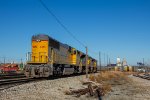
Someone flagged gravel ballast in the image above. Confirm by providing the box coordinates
[0,75,97,100]
[0,73,150,100]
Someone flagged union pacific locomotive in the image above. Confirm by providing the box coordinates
[24,34,97,78]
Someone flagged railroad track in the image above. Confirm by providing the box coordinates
[0,74,26,80]
[133,73,150,80]
[0,73,42,91]
[0,73,24,76]
[0,77,37,91]
[0,75,77,91]
[0,72,100,91]
[0,78,34,85]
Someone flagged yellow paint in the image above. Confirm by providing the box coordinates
[115,66,119,71]
[88,59,90,65]
[124,66,129,71]
[94,62,97,68]
[71,54,76,65]
[70,48,76,65]
[31,40,48,63]
[129,66,134,72]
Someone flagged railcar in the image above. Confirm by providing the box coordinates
[0,64,19,74]
[24,34,97,78]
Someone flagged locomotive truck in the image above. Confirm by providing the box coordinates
[24,34,97,78]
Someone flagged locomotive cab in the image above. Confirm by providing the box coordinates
[25,34,53,78]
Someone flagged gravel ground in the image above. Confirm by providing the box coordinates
[0,74,150,100]
[103,75,150,100]
[0,75,97,100]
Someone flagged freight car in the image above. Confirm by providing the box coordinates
[0,64,19,74]
[24,34,97,78]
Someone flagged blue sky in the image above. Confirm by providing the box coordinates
[0,0,150,65]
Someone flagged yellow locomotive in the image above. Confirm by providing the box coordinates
[24,34,97,78]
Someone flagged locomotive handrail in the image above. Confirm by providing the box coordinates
[26,52,50,63]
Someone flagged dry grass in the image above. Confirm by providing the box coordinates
[101,83,112,95]
[65,71,133,98]
[123,72,137,75]
[89,71,133,95]
[89,71,129,82]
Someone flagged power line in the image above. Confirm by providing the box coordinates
[38,0,115,67]
[39,0,85,47]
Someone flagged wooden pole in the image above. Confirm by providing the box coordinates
[86,47,88,78]
[106,55,108,67]
[99,52,101,71]
[4,57,5,64]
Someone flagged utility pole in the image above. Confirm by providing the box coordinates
[106,54,108,70]
[21,58,23,63]
[86,47,88,79]
[109,58,110,71]
[143,58,145,66]
[143,58,146,74]
[99,52,101,71]
[104,53,105,67]
[26,53,28,62]
[3,57,5,64]
[109,58,111,66]
[107,55,108,67]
